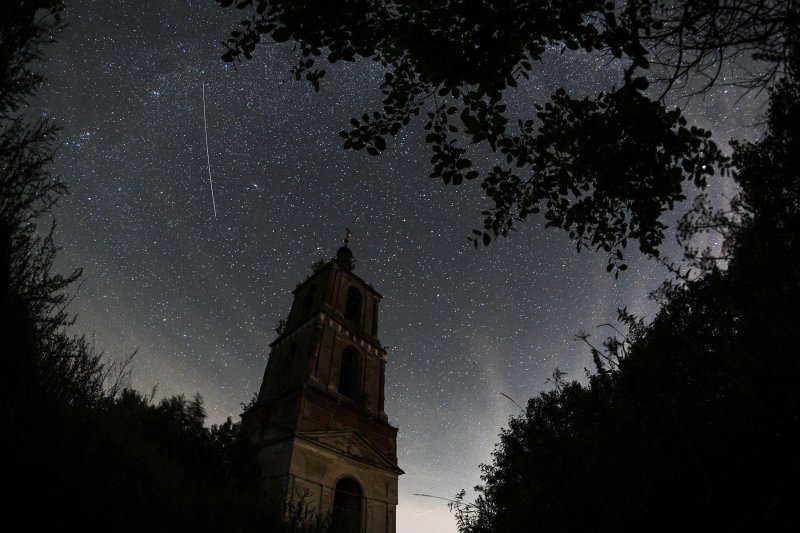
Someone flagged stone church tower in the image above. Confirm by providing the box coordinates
[243,242,402,533]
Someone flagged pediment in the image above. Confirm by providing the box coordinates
[297,430,403,474]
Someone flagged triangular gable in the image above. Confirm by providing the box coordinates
[297,430,404,475]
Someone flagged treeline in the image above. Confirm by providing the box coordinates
[0,4,327,532]
[214,1,800,530]
[7,1,800,531]
[453,60,800,532]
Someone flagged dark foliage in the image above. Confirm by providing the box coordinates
[218,0,796,270]
[451,68,800,532]
[1,4,325,531]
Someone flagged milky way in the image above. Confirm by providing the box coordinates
[36,1,763,531]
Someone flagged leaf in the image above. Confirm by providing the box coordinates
[630,76,649,91]
[634,55,650,69]
[272,27,290,42]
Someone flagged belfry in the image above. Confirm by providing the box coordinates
[243,238,402,533]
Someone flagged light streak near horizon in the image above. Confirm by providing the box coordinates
[201,81,218,218]
[413,507,447,519]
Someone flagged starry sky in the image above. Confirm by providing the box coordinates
[36,1,764,531]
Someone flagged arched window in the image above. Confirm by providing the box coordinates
[338,348,361,401]
[332,477,362,533]
[303,285,317,315]
[344,286,362,322]
[284,342,297,368]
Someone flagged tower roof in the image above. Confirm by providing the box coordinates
[336,245,355,271]
[290,250,381,299]
[337,228,355,271]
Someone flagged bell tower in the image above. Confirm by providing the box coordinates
[243,240,402,533]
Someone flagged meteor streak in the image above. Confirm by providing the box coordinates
[201,82,217,218]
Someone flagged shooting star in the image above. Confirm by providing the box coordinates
[413,507,446,519]
[201,82,217,218]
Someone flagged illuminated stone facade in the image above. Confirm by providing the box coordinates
[243,246,402,533]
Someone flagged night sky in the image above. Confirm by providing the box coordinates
[37,1,762,531]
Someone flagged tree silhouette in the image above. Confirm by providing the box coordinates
[450,58,800,532]
[218,0,795,269]
[1,4,331,531]
[1,3,133,526]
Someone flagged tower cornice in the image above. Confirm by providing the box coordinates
[291,259,383,299]
[270,309,386,357]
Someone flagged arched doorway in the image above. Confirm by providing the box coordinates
[332,477,362,533]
